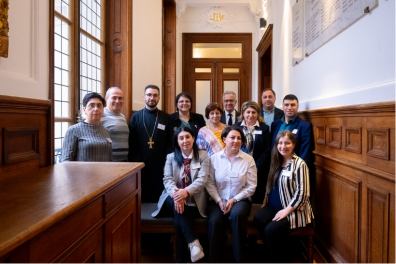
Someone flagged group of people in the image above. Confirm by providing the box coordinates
[61,85,314,263]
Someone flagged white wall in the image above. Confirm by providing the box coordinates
[267,0,395,110]
[132,0,163,110]
[176,5,260,101]
[0,0,49,100]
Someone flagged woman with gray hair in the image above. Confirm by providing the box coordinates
[61,92,112,162]
[235,100,271,203]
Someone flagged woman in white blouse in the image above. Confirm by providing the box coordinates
[152,127,209,263]
[205,125,257,263]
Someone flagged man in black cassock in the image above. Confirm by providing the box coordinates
[128,85,173,202]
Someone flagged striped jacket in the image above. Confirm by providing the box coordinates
[266,154,314,229]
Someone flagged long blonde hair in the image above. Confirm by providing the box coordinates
[266,130,296,194]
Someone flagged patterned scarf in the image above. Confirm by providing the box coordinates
[181,158,192,188]
[241,125,255,156]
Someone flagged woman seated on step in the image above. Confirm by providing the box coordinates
[253,130,314,263]
[151,127,209,263]
[205,125,257,263]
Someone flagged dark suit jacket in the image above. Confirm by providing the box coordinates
[236,121,271,203]
[220,110,241,125]
[271,115,314,165]
[260,106,284,122]
[169,112,206,136]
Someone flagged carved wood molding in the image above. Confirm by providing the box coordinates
[328,126,342,149]
[367,128,390,160]
[105,0,133,122]
[314,151,395,183]
[300,101,395,117]
[0,95,51,114]
[163,0,176,113]
[315,125,326,145]
[256,24,273,57]
[3,127,40,165]
[345,127,362,154]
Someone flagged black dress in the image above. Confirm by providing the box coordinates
[169,112,206,137]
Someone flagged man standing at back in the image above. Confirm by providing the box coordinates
[271,94,314,165]
[128,85,173,203]
[220,91,241,125]
[260,88,284,131]
[101,87,129,162]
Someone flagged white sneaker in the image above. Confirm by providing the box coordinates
[188,239,204,262]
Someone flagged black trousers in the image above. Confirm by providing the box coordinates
[160,196,201,262]
[253,204,293,262]
[206,199,251,263]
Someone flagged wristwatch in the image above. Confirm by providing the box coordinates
[233,198,238,204]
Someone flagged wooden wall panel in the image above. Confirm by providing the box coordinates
[256,24,273,103]
[59,229,103,263]
[389,195,395,263]
[315,166,361,263]
[0,95,51,181]
[366,186,389,263]
[163,0,176,114]
[328,125,342,149]
[106,0,133,121]
[300,101,395,263]
[104,196,138,263]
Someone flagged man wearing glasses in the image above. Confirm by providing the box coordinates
[220,91,241,125]
[128,85,173,203]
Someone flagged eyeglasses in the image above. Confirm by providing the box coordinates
[178,100,191,104]
[86,103,104,110]
[224,100,235,103]
[145,93,159,98]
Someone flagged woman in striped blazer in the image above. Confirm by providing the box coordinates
[253,130,314,262]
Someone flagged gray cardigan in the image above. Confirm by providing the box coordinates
[152,150,209,218]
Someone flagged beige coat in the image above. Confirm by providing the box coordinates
[152,150,209,217]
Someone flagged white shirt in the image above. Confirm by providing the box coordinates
[207,149,257,203]
[225,110,237,125]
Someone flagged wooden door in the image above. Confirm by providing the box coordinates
[183,33,252,114]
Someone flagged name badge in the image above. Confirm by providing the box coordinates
[106,138,112,143]
[282,170,292,178]
[191,164,201,170]
[292,129,298,134]
[253,130,262,135]
[158,124,166,130]
[174,127,177,131]
[230,172,239,178]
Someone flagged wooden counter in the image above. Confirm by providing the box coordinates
[0,162,143,263]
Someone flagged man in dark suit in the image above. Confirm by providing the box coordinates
[260,88,284,131]
[271,94,314,165]
[220,91,241,125]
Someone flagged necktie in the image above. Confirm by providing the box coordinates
[181,158,192,188]
[228,113,233,126]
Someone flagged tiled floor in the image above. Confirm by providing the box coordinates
[141,233,311,263]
